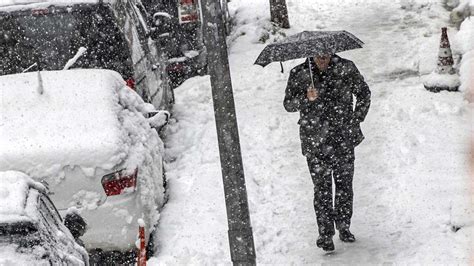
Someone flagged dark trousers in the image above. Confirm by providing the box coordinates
[306,148,354,237]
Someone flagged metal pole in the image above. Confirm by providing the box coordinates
[200,0,256,265]
[269,0,290,29]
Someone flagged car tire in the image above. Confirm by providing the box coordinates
[146,229,155,259]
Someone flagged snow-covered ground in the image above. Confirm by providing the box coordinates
[151,0,473,264]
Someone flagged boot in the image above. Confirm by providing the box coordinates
[339,228,355,242]
[316,236,335,252]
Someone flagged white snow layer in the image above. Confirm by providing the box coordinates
[450,0,474,24]
[453,10,474,95]
[423,71,461,88]
[151,0,473,264]
[0,68,166,250]
[0,70,125,178]
[0,69,165,198]
[0,246,49,266]
[0,171,45,223]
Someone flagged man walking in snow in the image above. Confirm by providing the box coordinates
[284,54,370,252]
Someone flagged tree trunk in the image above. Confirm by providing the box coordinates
[269,0,290,28]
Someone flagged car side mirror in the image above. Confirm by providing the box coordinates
[148,110,170,129]
[64,212,87,239]
[150,12,172,40]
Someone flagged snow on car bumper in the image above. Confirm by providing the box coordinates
[78,192,149,251]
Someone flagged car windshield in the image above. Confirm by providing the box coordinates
[0,221,37,236]
[0,6,133,78]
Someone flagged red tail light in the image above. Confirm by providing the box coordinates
[101,169,138,196]
[32,9,49,16]
[125,78,136,90]
[166,63,185,72]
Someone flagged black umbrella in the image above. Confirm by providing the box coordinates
[254,30,364,67]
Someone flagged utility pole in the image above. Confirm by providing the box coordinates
[269,0,290,29]
[200,0,256,265]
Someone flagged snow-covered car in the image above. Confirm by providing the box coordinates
[0,69,169,260]
[0,0,174,110]
[0,171,89,265]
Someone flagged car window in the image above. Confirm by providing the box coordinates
[40,195,77,240]
[134,2,150,35]
[0,7,134,78]
[38,198,59,230]
[0,221,37,236]
[40,196,63,224]
[126,1,149,43]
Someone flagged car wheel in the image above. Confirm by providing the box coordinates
[146,229,156,259]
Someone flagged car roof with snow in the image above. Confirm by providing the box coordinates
[0,171,45,224]
[0,69,140,177]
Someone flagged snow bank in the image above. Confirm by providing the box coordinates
[450,0,474,24]
[422,71,461,88]
[149,76,229,264]
[452,3,474,97]
[228,0,286,46]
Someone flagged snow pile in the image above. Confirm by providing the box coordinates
[452,9,474,96]
[449,0,474,24]
[116,82,165,174]
[0,171,45,223]
[116,83,166,227]
[0,246,49,266]
[228,1,286,46]
[148,76,229,264]
[422,71,461,88]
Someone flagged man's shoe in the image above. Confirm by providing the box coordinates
[339,229,355,242]
[316,236,335,252]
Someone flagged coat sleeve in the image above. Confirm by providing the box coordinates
[283,68,312,112]
[348,62,371,123]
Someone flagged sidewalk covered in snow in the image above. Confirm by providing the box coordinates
[150,0,473,264]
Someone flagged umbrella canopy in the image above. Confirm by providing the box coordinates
[254,30,364,67]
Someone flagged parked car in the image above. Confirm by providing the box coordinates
[0,171,89,265]
[0,69,169,263]
[0,0,174,109]
[142,0,207,88]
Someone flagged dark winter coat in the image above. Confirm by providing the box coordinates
[284,55,371,158]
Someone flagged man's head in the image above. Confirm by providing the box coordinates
[313,54,331,71]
